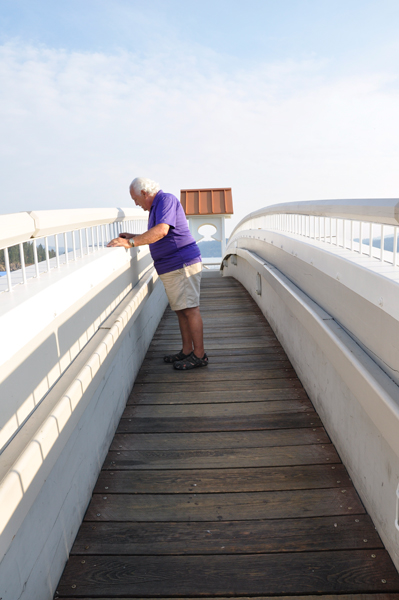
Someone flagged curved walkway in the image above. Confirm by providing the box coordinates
[56,273,399,599]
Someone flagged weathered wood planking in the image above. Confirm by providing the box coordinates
[57,551,399,596]
[116,412,322,433]
[135,367,297,383]
[102,443,339,470]
[84,487,364,521]
[110,428,330,450]
[123,398,314,417]
[72,514,382,555]
[128,387,309,404]
[131,378,303,393]
[94,464,351,493]
[59,595,399,600]
[56,275,399,599]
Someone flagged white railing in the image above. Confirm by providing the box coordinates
[0,208,148,292]
[230,198,399,267]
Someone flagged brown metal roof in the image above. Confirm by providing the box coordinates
[180,188,233,215]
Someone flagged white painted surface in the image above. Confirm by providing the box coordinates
[231,198,399,235]
[0,207,146,249]
[0,276,167,600]
[226,230,399,386]
[0,246,153,453]
[0,212,36,249]
[222,246,399,572]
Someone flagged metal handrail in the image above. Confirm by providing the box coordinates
[228,199,399,267]
[0,208,148,293]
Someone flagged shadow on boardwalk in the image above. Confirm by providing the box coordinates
[56,273,399,599]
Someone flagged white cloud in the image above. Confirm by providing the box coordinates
[1,40,399,231]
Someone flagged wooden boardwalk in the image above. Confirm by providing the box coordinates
[56,274,399,599]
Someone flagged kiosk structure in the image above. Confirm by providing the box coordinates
[180,188,233,259]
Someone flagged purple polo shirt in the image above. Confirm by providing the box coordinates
[148,190,201,275]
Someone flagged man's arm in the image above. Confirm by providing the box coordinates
[107,223,170,248]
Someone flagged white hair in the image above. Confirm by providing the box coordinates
[130,177,160,195]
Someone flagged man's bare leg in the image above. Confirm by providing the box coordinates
[176,306,204,358]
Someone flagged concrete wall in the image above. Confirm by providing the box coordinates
[222,244,399,573]
[0,248,168,600]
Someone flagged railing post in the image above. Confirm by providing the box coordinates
[4,247,12,291]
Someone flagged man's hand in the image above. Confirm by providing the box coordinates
[106,223,170,249]
[107,237,131,248]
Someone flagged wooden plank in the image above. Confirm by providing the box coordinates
[116,412,322,433]
[152,327,275,339]
[137,360,292,376]
[71,514,382,555]
[128,388,308,405]
[59,596,399,600]
[144,346,289,360]
[149,338,281,350]
[84,487,364,522]
[140,357,290,371]
[102,443,340,470]
[132,378,302,393]
[110,427,330,450]
[94,464,351,493]
[135,368,296,384]
[123,399,314,418]
[57,550,399,597]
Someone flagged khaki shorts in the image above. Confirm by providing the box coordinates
[159,262,202,311]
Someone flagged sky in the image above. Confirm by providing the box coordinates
[1,0,399,232]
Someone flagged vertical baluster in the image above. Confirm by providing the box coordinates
[86,228,90,254]
[329,218,332,244]
[96,226,100,251]
[79,229,84,258]
[19,243,27,284]
[380,225,384,261]
[343,220,346,249]
[101,225,104,248]
[350,221,354,251]
[55,235,60,268]
[4,247,12,291]
[359,222,363,255]
[33,239,40,277]
[64,232,69,264]
[369,223,372,258]
[45,237,51,271]
[91,227,95,252]
[393,226,398,266]
[72,231,77,261]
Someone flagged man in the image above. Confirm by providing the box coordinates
[107,177,208,370]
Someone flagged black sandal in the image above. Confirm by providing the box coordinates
[173,352,209,370]
[163,350,191,363]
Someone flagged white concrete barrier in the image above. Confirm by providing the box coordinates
[222,208,399,572]
[0,210,168,599]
